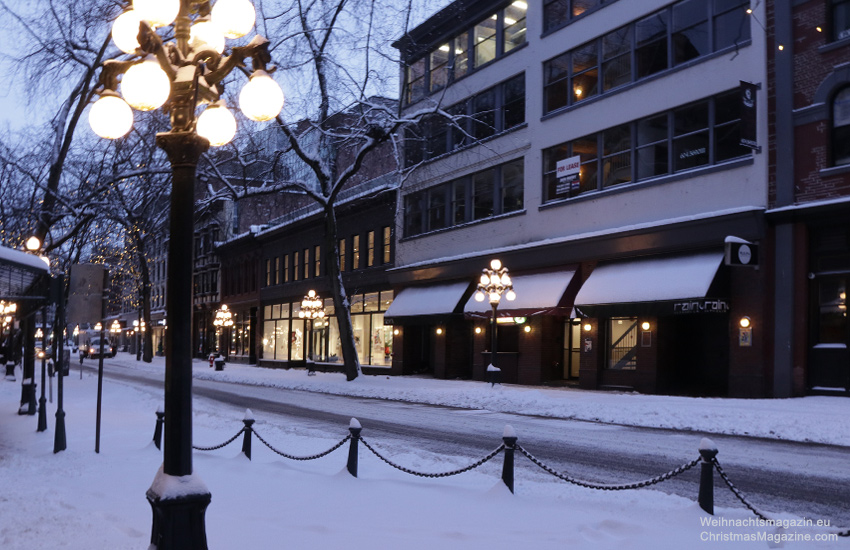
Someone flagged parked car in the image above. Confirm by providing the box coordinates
[82,337,116,359]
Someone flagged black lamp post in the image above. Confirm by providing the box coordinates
[474,259,516,372]
[298,290,325,367]
[89,1,283,547]
[36,318,48,432]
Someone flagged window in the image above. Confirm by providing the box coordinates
[367,231,376,267]
[339,238,346,272]
[402,4,525,105]
[404,159,524,237]
[353,235,360,269]
[284,255,289,283]
[542,90,750,202]
[834,0,850,41]
[543,0,602,32]
[404,74,525,167]
[406,58,426,104]
[303,248,310,279]
[315,245,321,277]
[543,0,751,114]
[274,257,280,285]
[608,317,638,369]
[383,227,392,264]
[294,251,300,281]
[264,259,271,287]
[474,16,498,67]
[834,87,850,166]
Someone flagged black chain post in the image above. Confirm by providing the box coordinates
[501,425,517,494]
[153,407,165,450]
[347,418,362,478]
[698,438,719,515]
[241,411,255,460]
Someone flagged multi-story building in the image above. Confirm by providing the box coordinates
[767,0,850,396]
[214,99,400,371]
[389,0,771,396]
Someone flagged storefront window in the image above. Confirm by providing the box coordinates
[818,279,847,344]
[291,319,305,360]
[351,315,368,361]
[370,313,393,366]
[263,320,275,358]
[608,317,638,369]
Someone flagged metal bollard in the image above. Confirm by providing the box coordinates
[347,418,362,478]
[153,406,165,450]
[242,409,255,460]
[501,425,517,494]
[698,438,718,515]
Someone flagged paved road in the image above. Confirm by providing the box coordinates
[86,359,850,528]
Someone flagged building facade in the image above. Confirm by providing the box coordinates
[767,0,850,396]
[390,0,772,396]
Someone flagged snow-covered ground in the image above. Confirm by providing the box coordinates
[1,354,847,549]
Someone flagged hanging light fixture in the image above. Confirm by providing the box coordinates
[190,18,225,54]
[239,70,284,121]
[89,92,134,139]
[212,0,256,38]
[121,56,171,111]
[132,0,179,28]
[112,10,143,54]
[196,103,236,146]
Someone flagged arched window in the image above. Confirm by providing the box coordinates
[834,87,850,166]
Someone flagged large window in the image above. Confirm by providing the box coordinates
[404,74,525,167]
[543,0,605,33]
[834,87,850,166]
[608,317,638,370]
[833,0,850,41]
[403,4,526,105]
[543,90,750,202]
[543,0,751,114]
[404,159,524,237]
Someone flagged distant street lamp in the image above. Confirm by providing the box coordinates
[213,304,233,354]
[298,290,325,367]
[474,259,516,374]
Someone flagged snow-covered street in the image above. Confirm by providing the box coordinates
[1,354,848,549]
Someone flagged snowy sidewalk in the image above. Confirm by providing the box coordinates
[2,357,847,550]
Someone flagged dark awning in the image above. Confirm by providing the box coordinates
[383,281,471,324]
[0,244,50,315]
[464,269,578,318]
[574,252,727,317]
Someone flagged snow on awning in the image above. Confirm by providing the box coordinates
[464,270,577,316]
[383,281,471,322]
[574,252,726,316]
[0,244,50,308]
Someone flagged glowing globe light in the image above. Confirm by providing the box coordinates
[121,57,171,111]
[132,0,179,28]
[190,19,225,54]
[25,237,41,251]
[239,70,284,121]
[89,93,134,139]
[212,0,256,39]
[196,104,236,146]
[112,10,143,54]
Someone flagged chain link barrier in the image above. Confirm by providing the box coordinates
[192,428,246,452]
[712,458,850,537]
[360,436,506,478]
[253,427,351,461]
[517,444,700,490]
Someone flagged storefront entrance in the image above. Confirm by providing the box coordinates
[657,315,729,396]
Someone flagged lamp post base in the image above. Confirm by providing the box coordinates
[19,381,36,415]
[146,488,211,550]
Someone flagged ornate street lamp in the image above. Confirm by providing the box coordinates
[89,1,283,546]
[298,290,325,367]
[474,259,516,373]
[213,304,233,354]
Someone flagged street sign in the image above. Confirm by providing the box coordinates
[725,238,758,267]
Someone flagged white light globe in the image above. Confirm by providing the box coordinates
[474,291,485,302]
[121,57,171,111]
[212,0,256,38]
[239,70,284,121]
[25,236,41,251]
[89,94,133,139]
[112,10,142,54]
[490,259,502,270]
[196,105,236,146]
[132,0,179,28]
[506,289,516,301]
[190,20,225,54]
